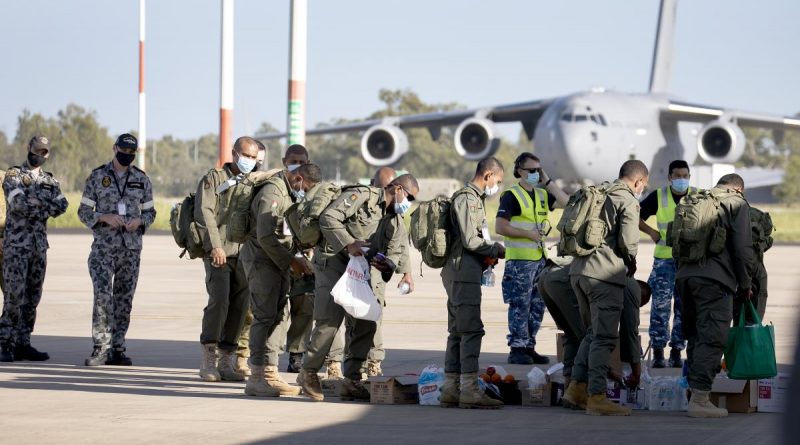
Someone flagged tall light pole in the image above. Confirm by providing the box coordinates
[219,0,234,166]
[138,0,146,170]
[286,0,307,149]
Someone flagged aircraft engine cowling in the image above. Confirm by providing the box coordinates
[360,124,409,166]
[697,119,746,164]
[454,117,501,160]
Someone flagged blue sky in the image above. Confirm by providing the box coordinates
[1,0,798,143]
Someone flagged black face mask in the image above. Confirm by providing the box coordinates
[27,152,47,168]
[116,151,136,167]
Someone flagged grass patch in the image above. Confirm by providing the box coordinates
[48,193,178,232]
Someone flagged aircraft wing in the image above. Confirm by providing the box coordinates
[661,100,800,130]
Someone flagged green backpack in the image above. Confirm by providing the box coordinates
[669,188,738,263]
[409,190,471,269]
[169,193,204,259]
[293,181,344,248]
[749,206,774,261]
[225,168,282,244]
[556,182,622,257]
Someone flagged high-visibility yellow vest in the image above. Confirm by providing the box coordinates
[654,185,695,259]
[503,184,549,261]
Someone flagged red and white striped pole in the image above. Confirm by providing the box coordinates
[286,0,307,148]
[218,0,234,166]
[137,0,146,170]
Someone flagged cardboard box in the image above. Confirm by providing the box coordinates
[321,378,343,397]
[368,376,419,405]
[758,373,791,413]
[522,382,564,407]
[710,377,758,414]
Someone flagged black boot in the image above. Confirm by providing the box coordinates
[526,348,551,365]
[0,344,14,362]
[287,352,303,373]
[85,347,110,367]
[14,344,50,361]
[668,348,683,368]
[652,347,666,368]
[107,349,133,366]
[508,347,534,365]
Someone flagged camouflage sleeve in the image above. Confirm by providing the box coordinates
[78,173,101,228]
[254,185,294,270]
[194,172,223,251]
[319,188,371,254]
[730,198,755,290]
[3,171,31,217]
[617,194,640,264]
[140,176,156,230]
[452,192,497,257]
[386,216,410,275]
[44,178,68,218]
[397,232,411,275]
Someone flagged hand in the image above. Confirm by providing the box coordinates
[527,230,542,242]
[210,247,227,268]
[346,240,366,257]
[398,273,414,293]
[625,363,642,389]
[649,231,661,244]
[539,168,551,185]
[737,287,753,301]
[125,217,143,233]
[607,369,624,386]
[626,260,637,277]
[99,214,126,229]
[496,244,506,259]
[290,257,312,276]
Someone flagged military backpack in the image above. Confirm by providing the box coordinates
[556,181,624,257]
[285,181,347,249]
[409,190,471,269]
[668,188,738,263]
[749,206,774,261]
[225,168,282,244]
[169,192,205,259]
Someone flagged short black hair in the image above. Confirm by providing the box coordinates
[233,136,259,153]
[255,140,266,151]
[284,144,308,158]
[668,160,690,176]
[717,173,745,190]
[618,160,649,180]
[513,152,540,178]
[390,174,419,201]
[476,156,504,176]
[296,163,322,184]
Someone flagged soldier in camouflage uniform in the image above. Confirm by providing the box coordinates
[78,134,156,366]
[0,169,6,296]
[0,136,68,362]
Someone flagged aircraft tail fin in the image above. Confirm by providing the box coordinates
[649,0,678,93]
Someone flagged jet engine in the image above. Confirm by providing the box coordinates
[696,119,745,164]
[454,117,501,160]
[360,124,408,166]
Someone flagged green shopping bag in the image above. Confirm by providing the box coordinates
[724,300,777,380]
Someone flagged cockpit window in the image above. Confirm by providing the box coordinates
[598,114,608,126]
[561,113,573,122]
[574,115,588,122]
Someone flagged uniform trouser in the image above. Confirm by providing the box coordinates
[237,309,253,359]
[678,277,732,392]
[304,255,375,379]
[0,245,47,347]
[200,257,249,351]
[538,275,586,378]
[501,259,547,348]
[619,278,642,365]
[89,246,141,351]
[570,276,624,395]
[242,258,290,367]
[647,258,684,350]
[443,278,485,374]
[733,263,768,323]
[368,278,386,361]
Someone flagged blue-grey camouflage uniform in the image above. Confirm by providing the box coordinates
[501,259,547,348]
[78,163,156,353]
[647,258,684,350]
[0,164,68,347]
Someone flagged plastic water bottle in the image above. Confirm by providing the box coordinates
[481,267,496,287]
[399,282,411,295]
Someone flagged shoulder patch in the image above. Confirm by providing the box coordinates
[350,194,358,201]
[102,176,112,188]
[469,205,476,212]
[6,168,18,178]
[271,201,278,208]
[22,175,32,186]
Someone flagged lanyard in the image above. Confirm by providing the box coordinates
[110,164,130,199]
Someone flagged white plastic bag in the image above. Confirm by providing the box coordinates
[647,376,689,411]
[331,256,381,321]
[527,367,547,387]
[418,365,446,406]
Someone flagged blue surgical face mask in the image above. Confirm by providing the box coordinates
[292,189,305,200]
[525,172,540,186]
[286,163,301,172]
[671,178,690,193]
[485,183,500,197]
[236,155,256,174]
[394,197,411,215]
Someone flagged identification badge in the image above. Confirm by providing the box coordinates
[118,202,127,216]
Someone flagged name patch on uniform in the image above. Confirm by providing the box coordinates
[102,176,112,187]
[537,211,547,216]
[41,183,54,191]
[128,182,144,189]
[22,176,32,186]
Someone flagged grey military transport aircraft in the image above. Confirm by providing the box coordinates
[258,0,799,185]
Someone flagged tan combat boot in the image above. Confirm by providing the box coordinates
[264,365,301,396]
[367,359,383,377]
[586,394,632,416]
[562,381,588,410]
[199,343,221,382]
[687,389,728,418]
[458,373,503,409]
[439,372,460,408]
[340,377,371,401]
[218,350,245,381]
[298,369,325,401]
[236,355,251,377]
[325,360,343,380]
[245,365,280,397]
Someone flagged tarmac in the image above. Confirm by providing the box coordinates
[0,233,796,444]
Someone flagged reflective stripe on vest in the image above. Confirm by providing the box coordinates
[654,185,695,259]
[504,184,548,261]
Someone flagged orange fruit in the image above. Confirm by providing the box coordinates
[486,366,496,376]
[503,374,515,383]
[481,374,491,383]
[491,374,502,383]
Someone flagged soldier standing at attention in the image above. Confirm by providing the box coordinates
[0,136,68,362]
[565,160,648,416]
[195,136,260,381]
[79,134,156,366]
[495,152,568,365]
[638,160,694,368]
[438,157,506,409]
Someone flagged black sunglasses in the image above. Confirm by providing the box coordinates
[518,167,541,174]
[385,184,415,202]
